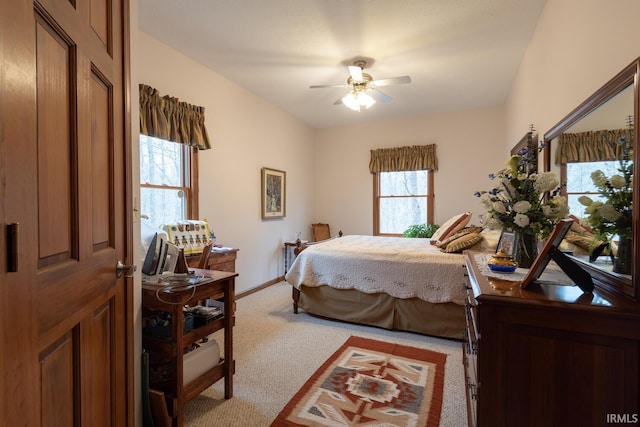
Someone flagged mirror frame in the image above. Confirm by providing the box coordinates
[544,57,639,301]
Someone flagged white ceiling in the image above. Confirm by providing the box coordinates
[138,0,546,129]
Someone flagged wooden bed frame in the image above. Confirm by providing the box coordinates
[288,234,465,339]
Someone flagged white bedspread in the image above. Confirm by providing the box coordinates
[285,235,466,305]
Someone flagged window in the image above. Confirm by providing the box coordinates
[564,161,620,218]
[373,170,434,235]
[140,135,198,230]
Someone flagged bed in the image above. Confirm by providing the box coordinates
[284,234,478,339]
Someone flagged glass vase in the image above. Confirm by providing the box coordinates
[613,237,632,275]
[513,232,538,269]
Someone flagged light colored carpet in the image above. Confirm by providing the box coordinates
[184,281,467,427]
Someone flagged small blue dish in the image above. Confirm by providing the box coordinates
[488,263,517,273]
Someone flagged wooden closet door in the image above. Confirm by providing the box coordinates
[0,0,132,426]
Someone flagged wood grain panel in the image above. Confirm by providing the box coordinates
[503,324,631,427]
[90,0,110,52]
[36,17,75,265]
[82,302,112,426]
[90,70,113,250]
[2,0,131,425]
[40,332,76,427]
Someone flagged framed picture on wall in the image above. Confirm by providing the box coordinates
[496,229,517,257]
[261,167,286,219]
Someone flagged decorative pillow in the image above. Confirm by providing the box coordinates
[436,226,483,249]
[568,214,594,236]
[564,230,603,252]
[443,232,483,253]
[430,212,472,245]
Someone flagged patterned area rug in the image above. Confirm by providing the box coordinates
[271,336,447,427]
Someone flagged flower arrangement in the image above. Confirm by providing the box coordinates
[474,145,569,241]
[577,131,633,240]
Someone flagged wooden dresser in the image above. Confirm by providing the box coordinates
[463,251,640,427]
[187,248,238,272]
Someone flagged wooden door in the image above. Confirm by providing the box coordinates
[0,0,132,426]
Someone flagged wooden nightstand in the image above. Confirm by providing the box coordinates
[283,241,306,274]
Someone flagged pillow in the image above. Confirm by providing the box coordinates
[430,212,472,245]
[436,226,483,249]
[568,214,594,236]
[564,230,604,252]
[443,232,484,253]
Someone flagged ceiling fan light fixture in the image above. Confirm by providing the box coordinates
[342,90,376,112]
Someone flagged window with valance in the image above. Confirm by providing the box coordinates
[139,84,212,229]
[139,84,211,150]
[556,129,627,164]
[556,129,630,218]
[370,144,438,235]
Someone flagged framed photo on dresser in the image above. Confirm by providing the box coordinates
[496,229,517,256]
[521,219,574,289]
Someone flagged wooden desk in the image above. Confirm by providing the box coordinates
[142,269,236,427]
[186,248,238,272]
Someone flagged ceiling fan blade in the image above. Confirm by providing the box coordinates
[333,96,344,105]
[369,88,392,103]
[310,83,349,89]
[372,76,412,86]
[348,65,363,82]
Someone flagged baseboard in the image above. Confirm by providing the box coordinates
[237,276,284,299]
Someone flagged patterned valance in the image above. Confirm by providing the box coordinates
[139,84,211,150]
[369,144,438,173]
[556,129,628,164]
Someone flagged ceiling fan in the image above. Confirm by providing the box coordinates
[310,60,411,112]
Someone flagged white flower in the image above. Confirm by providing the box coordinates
[610,175,626,189]
[492,201,506,214]
[597,204,622,222]
[481,214,502,229]
[513,201,532,214]
[534,171,560,193]
[514,213,530,227]
[591,170,608,188]
[584,201,603,215]
[578,195,594,206]
[543,200,569,220]
[501,181,515,199]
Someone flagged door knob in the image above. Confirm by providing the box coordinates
[116,260,136,278]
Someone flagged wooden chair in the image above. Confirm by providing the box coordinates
[197,242,214,269]
[311,223,331,242]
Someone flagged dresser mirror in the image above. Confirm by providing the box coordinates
[544,57,638,300]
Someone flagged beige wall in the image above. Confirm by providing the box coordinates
[506,0,640,149]
[137,32,317,293]
[313,107,506,233]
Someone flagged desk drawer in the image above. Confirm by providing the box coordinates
[209,261,235,272]
[210,252,236,264]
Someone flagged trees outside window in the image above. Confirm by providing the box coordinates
[140,135,197,230]
[374,170,434,235]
